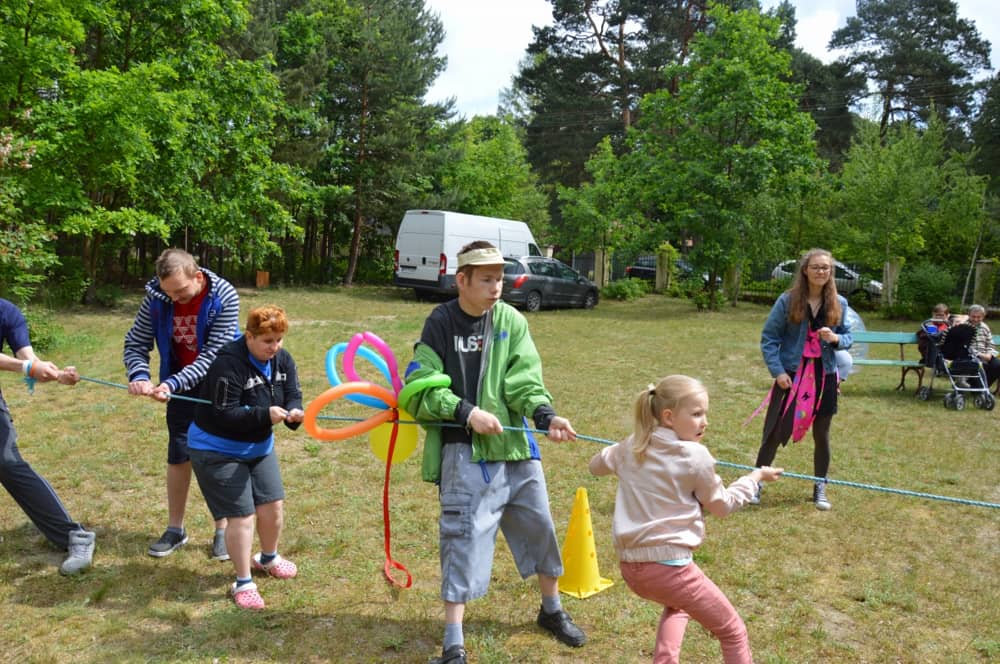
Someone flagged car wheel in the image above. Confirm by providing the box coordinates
[582,290,597,309]
[525,291,542,312]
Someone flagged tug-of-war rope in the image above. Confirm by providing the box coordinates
[75,332,1000,589]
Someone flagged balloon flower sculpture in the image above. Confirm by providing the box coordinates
[303,331,448,588]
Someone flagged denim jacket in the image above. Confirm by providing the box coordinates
[761,292,852,377]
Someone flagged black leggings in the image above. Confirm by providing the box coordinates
[756,414,831,478]
[755,369,836,478]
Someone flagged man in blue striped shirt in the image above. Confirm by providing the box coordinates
[123,249,240,560]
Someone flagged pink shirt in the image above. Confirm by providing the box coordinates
[590,427,757,563]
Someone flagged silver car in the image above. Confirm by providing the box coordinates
[771,260,882,301]
[503,257,599,312]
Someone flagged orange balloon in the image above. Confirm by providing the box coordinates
[304,382,397,441]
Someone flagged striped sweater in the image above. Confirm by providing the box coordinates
[123,268,240,393]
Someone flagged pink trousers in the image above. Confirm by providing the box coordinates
[620,561,752,664]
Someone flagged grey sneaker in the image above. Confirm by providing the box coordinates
[749,481,763,505]
[813,481,831,511]
[211,531,229,561]
[148,529,188,557]
[60,529,95,575]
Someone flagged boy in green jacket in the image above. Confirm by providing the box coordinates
[402,241,586,664]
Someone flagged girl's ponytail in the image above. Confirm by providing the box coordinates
[632,375,706,461]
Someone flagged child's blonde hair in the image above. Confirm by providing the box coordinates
[632,375,706,459]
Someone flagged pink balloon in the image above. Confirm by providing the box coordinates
[343,331,403,395]
[363,331,403,394]
[342,333,367,383]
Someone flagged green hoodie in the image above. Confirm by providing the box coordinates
[402,301,553,483]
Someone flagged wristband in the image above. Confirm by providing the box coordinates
[23,359,31,376]
[23,360,36,395]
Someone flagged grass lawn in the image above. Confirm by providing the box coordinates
[1,286,997,663]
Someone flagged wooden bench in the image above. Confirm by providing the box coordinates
[851,331,926,391]
[850,330,1000,394]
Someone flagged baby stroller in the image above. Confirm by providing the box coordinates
[917,323,996,410]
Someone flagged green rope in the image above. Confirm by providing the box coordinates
[79,376,1000,510]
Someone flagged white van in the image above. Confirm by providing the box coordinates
[393,210,541,296]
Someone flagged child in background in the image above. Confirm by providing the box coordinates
[589,375,782,664]
[919,303,951,370]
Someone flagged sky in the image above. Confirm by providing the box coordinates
[422,0,1000,118]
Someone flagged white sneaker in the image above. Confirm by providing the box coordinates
[813,482,831,511]
[60,529,95,575]
[749,482,763,505]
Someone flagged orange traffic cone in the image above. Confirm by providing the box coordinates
[559,487,613,598]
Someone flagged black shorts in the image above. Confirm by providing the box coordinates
[189,448,285,520]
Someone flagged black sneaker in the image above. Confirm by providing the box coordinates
[148,529,188,557]
[537,606,586,647]
[428,645,466,664]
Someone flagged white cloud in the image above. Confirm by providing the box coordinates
[423,0,553,117]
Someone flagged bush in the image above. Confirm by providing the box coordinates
[894,262,956,319]
[22,307,62,352]
[602,278,649,301]
[41,256,90,307]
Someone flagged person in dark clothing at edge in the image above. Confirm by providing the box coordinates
[401,241,586,664]
[0,297,95,575]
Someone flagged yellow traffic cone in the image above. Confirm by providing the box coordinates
[559,487,613,598]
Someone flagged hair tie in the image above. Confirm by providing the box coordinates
[647,383,656,396]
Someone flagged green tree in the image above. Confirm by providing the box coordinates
[835,116,987,303]
[2,0,304,296]
[324,0,448,285]
[436,116,550,232]
[557,136,642,256]
[514,0,757,195]
[828,0,992,138]
[971,74,1000,199]
[620,5,819,307]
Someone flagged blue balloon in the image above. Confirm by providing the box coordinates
[325,343,393,409]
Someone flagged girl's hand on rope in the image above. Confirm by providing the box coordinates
[753,466,784,484]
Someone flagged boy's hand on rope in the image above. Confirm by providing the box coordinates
[546,416,577,442]
[467,406,503,435]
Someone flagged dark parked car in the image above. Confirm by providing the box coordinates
[624,255,657,281]
[502,256,599,312]
[624,255,718,285]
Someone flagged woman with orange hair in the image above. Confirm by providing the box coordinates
[188,305,303,609]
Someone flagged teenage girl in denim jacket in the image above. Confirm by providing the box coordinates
[753,249,852,511]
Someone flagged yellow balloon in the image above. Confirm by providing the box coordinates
[369,408,418,464]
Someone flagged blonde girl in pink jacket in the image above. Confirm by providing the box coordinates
[590,375,782,664]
